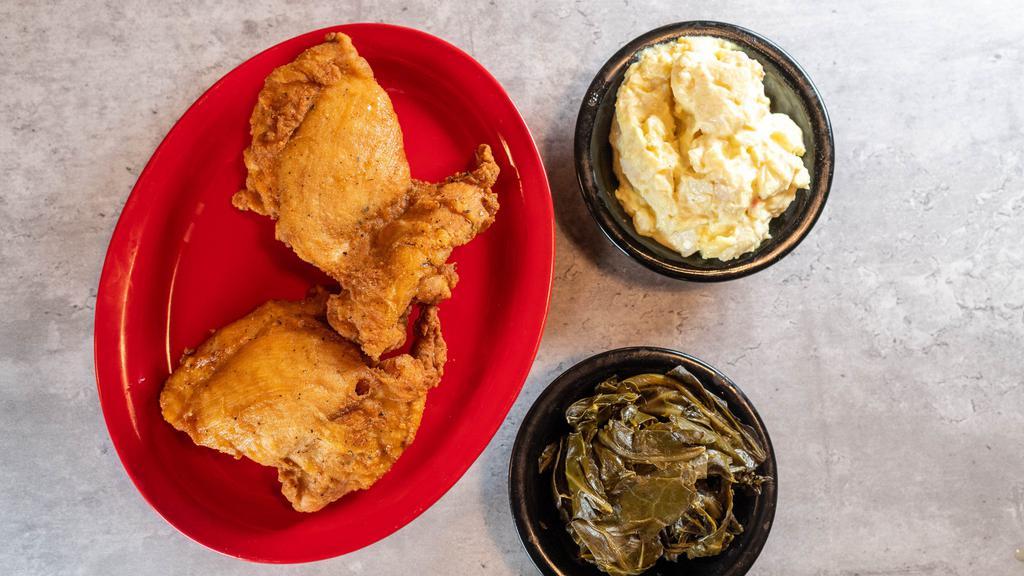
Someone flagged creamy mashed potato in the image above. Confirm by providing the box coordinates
[610,36,810,261]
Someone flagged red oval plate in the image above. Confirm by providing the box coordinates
[94,23,553,563]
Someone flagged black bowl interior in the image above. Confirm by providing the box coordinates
[575,21,834,280]
[510,347,778,576]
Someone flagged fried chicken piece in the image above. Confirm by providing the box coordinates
[233,32,411,227]
[232,33,499,360]
[326,145,499,358]
[159,289,445,513]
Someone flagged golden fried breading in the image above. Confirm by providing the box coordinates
[233,32,411,227]
[160,289,445,513]
[326,145,499,358]
[233,33,499,360]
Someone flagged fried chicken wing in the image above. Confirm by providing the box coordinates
[233,33,499,360]
[326,145,499,358]
[160,289,445,513]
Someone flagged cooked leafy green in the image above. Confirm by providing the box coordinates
[539,367,769,575]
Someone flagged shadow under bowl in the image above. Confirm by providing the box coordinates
[575,21,834,281]
[509,347,778,576]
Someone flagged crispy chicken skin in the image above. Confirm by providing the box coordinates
[232,32,411,224]
[326,145,499,358]
[233,33,499,359]
[160,289,446,513]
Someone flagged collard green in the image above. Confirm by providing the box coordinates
[539,367,769,575]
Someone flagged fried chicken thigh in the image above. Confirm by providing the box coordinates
[160,289,445,513]
[232,33,499,359]
[232,32,411,228]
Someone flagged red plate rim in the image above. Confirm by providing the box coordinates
[93,22,554,562]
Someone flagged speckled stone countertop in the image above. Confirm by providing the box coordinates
[2,1,1023,575]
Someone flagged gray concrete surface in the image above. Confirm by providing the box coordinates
[2,1,1023,574]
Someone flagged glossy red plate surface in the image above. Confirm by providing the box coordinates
[94,23,553,563]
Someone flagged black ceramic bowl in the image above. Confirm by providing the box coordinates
[509,347,777,576]
[575,21,834,281]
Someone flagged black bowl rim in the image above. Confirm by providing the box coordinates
[508,346,778,576]
[574,21,835,282]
